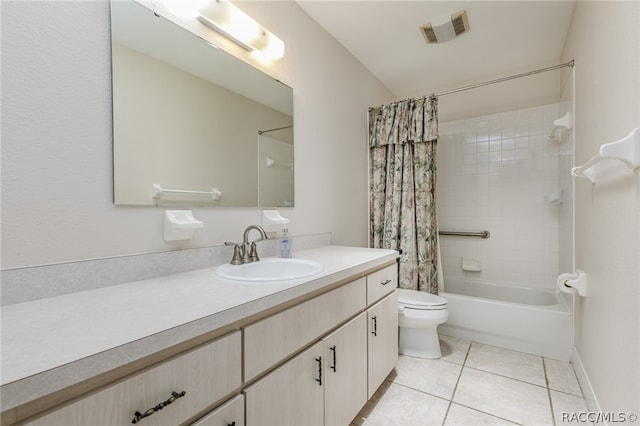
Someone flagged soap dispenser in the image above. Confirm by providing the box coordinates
[278,228,292,258]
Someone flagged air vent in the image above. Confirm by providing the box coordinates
[451,10,470,36]
[420,10,469,44]
[420,23,438,43]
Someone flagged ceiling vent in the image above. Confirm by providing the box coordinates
[420,10,469,44]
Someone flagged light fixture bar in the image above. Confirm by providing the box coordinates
[197,14,252,51]
[197,0,284,60]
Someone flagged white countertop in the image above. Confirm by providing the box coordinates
[1,245,397,412]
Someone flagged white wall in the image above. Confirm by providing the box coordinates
[437,67,563,123]
[561,1,640,415]
[1,1,394,269]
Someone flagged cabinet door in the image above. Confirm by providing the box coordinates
[25,332,242,426]
[244,342,324,426]
[323,313,367,426]
[367,291,398,399]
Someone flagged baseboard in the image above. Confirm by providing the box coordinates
[571,347,603,416]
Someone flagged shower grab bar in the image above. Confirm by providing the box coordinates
[439,230,490,239]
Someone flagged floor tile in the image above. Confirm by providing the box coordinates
[544,358,583,397]
[393,355,463,399]
[445,403,519,426]
[357,381,449,426]
[454,367,552,425]
[550,390,592,425]
[465,342,546,386]
[440,335,471,365]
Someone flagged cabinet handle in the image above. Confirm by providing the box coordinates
[371,316,378,336]
[315,356,323,386]
[329,345,337,372]
[131,391,186,424]
[381,279,392,285]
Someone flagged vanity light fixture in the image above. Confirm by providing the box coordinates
[197,0,285,61]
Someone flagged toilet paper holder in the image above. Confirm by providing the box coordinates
[557,270,588,297]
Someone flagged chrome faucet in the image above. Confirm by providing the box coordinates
[225,225,268,265]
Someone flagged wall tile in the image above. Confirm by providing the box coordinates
[437,103,565,289]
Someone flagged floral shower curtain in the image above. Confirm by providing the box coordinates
[369,96,440,294]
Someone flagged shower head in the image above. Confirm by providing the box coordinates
[420,10,470,44]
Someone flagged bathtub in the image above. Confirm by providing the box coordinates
[438,279,573,361]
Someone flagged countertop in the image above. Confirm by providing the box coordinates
[1,245,398,413]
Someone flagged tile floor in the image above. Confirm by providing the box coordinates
[352,335,590,426]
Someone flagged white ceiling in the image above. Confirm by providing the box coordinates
[297,1,575,100]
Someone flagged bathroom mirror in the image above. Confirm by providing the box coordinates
[111,0,294,207]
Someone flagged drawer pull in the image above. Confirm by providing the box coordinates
[329,345,337,372]
[131,391,186,424]
[371,316,378,336]
[315,356,323,386]
[381,279,392,285]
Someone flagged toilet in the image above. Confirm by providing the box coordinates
[397,288,448,359]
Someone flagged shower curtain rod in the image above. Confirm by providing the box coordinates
[416,60,575,100]
[258,125,293,135]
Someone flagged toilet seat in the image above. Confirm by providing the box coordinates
[397,288,447,311]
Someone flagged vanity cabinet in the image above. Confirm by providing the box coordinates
[244,265,398,426]
[24,332,242,426]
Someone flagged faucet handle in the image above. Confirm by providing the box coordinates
[247,242,260,262]
[224,242,244,265]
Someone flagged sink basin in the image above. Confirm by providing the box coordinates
[216,258,324,282]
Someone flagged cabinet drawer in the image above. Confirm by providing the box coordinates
[366,264,397,305]
[191,395,244,426]
[26,332,242,426]
[244,278,366,381]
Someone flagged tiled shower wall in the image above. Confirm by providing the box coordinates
[437,103,565,289]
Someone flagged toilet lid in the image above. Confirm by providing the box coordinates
[397,288,447,308]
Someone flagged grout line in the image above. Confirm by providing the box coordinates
[547,388,586,398]
[452,402,525,425]
[568,359,588,399]
[390,381,452,403]
[441,340,472,426]
[463,365,548,389]
[543,358,557,426]
[542,357,586,401]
